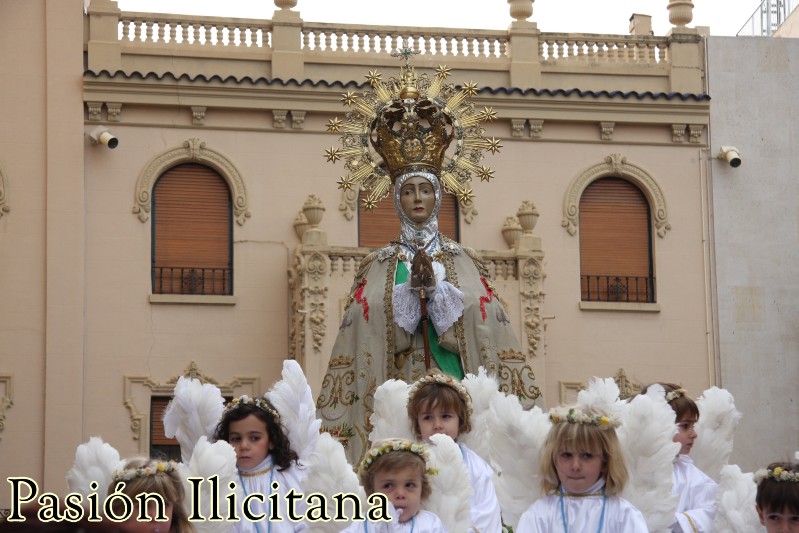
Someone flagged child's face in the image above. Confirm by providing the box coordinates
[757,506,799,533]
[673,416,697,455]
[229,413,272,471]
[372,465,423,524]
[417,401,460,442]
[555,448,605,494]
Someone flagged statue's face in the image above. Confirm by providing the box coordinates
[399,175,435,224]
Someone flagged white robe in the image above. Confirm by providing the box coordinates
[460,444,502,533]
[338,509,447,533]
[516,479,649,533]
[671,455,717,533]
[235,455,308,533]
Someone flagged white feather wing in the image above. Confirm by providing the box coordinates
[302,432,366,533]
[267,359,322,463]
[66,437,125,499]
[619,390,680,533]
[459,368,500,463]
[577,376,626,422]
[426,433,472,533]
[692,386,741,481]
[163,376,225,464]
[181,436,240,533]
[487,393,550,530]
[369,379,413,443]
[713,464,763,533]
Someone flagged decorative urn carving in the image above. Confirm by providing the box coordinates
[667,0,694,27]
[501,216,523,248]
[302,194,325,228]
[517,201,539,233]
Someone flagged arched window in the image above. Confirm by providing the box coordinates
[152,163,233,295]
[358,188,459,248]
[579,177,654,303]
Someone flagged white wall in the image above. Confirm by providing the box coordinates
[708,36,799,471]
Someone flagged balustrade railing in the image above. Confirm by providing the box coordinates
[581,275,655,303]
[539,34,669,65]
[119,12,272,48]
[152,266,233,295]
[324,247,518,280]
[301,22,508,59]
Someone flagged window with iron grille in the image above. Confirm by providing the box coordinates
[152,163,233,295]
[358,188,459,248]
[579,177,655,303]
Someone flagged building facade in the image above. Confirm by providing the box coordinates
[6,0,774,505]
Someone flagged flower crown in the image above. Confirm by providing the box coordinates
[665,388,687,402]
[549,406,621,430]
[407,372,473,418]
[224,394,280,420]
[112,461,177,482]
[754,466,799,484]
[358,438,437,477]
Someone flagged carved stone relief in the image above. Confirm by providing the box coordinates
[688,124,705,144]
[133,138,252,226]
[561,153,672,238]
[520,257,546,357]
[288,247,330,360]
[87,101,102,121]
[600,121,615,141]
[461,201,478,224]
[672,123,687,143]
[291,110,306,130]
[191,106,207,125]
[106,102,122,122]
[123,361,259,454]
[0,374,13,441]
[614,368,643,399]
[529,119,544,139]
[288,247,307,362]
[339,186,358,221]
[273,110,288,129]
[0,163,9,219]
[511,119,526,137]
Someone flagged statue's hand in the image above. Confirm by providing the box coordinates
[410,250,435,289]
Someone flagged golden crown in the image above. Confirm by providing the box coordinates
[324,48,500,210]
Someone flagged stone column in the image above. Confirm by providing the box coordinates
[87,0,122,72]
[271,0,304,81]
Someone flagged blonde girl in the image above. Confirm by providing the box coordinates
[516,406,648,533]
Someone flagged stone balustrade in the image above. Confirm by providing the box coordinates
[86,3,704,93]
[118,12,273,48]
[301,22,507,60]
[539,33,670,65]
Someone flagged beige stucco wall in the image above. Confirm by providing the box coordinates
[0,0,722,507]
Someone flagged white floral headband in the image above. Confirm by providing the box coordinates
[359,438,437,477]
[224,394,281,420]
[665,388,687,402]
[408,372,473,417]
[754,466,799,484]
[549,406,621,430]
[112,461,178,482]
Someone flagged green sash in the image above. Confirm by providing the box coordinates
[396,261,464,379]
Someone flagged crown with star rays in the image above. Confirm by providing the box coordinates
[323,47,500,210]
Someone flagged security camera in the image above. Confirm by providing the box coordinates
[88,126,119,149]
[717,146,741,168]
